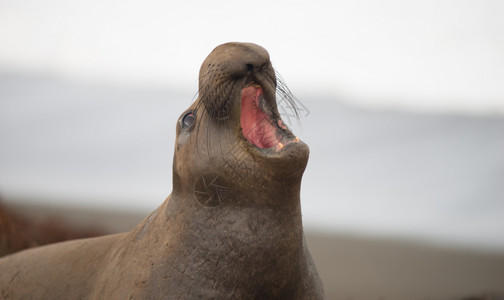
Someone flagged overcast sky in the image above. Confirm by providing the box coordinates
[1,0,503,113]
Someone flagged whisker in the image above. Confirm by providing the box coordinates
[206,104,212,161]
[275,71,302,128]
[193,98,206,161]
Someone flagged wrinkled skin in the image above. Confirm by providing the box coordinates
[0,42,324,299]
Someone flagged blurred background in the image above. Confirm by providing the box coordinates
[1,1,504,298]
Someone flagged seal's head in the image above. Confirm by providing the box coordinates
[172,42,309,207]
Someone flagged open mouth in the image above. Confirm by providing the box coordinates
[240,84,299,151]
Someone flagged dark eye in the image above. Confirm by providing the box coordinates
[181,111,195,129]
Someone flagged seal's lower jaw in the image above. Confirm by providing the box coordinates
[240,85,300,153]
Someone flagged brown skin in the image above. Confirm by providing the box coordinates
[0,42,324,299]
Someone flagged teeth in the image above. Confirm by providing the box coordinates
[274,138,300,151]
[278,120,287,130]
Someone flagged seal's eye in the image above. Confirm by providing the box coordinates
[181,111,195,129]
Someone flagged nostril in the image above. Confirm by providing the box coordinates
[246,64,254,72]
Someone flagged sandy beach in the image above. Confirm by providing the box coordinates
[307,232,504,299]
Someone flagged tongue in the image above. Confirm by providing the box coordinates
[241,86,279,148]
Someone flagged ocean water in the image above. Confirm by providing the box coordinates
[1,73,504,252]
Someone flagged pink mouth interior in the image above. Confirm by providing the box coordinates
[240,85,279,148]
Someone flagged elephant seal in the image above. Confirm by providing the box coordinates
[0,42,324,299]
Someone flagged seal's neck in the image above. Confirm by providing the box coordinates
[165,190,304,265]
[161,183,305,247]
[129,191,309,298]
[164,162,307,262]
